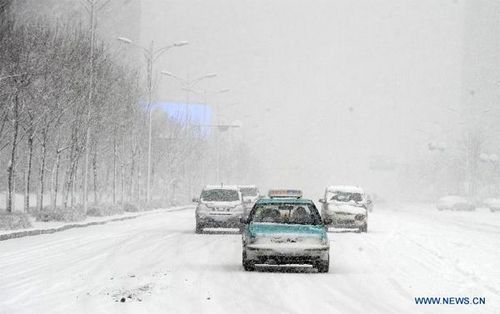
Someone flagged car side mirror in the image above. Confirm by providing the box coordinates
[192,197,199,203]
[323,218,332,225]
[318,198,326,203]
[240,217,248,224]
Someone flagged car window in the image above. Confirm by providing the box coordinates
[250,203,322,225]
[201,189,240,202]
[240,188,259,197]
[327,191,363,203]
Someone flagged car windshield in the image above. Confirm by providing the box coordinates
[328,191,363,203]
[240,188,258,197]
[249,203,322,225]
[201,189,239,202]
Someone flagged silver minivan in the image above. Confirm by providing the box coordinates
[193,185,245,233]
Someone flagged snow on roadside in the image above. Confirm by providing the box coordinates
[0,205,192,239]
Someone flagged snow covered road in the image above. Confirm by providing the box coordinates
[1,204,499,314]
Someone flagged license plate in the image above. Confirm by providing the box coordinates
[271,237,298,243]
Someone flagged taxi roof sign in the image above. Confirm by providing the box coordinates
[268,189,303,199]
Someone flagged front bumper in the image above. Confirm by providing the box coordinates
[244,244,329,264]
[437,204,474,211]
[323,212,366,228]
[196,213,243,228]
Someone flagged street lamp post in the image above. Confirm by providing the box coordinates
[182,87,230,136]
[160,71,217,125]
[160,72,218,193]
[202,89,230,184]
[117,37,188,203]
[480,153,499,195]
[196,123,241,183]
[215,123,241,183]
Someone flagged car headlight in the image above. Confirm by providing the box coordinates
[233,205,244,213]
[355,214,365,220]
[247,234,257,244]
[321,236,329,246]
[196,203,209,213]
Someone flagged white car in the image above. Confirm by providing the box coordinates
[193,185,245,233]
[483,198,500,212]
[319,185,368,233]
[238,185,261,217]
[436,196,475,211]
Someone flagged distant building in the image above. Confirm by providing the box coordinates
[153,102,213,137]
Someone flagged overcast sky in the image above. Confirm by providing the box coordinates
[139,0,465,196]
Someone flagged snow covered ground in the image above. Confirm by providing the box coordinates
[0,203,499,314]
[0,206,189,237]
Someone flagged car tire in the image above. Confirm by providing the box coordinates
[238,224,245,234]
[359,223,368,233]
[195,222,203,234]
[242,251,255,271]
[316,257,329,273]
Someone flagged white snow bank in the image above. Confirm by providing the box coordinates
[0,205,192,239]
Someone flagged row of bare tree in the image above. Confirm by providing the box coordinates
[1,4,255,214]
[0,13,150,212]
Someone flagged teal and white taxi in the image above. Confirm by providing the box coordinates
[241,189,331,272]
